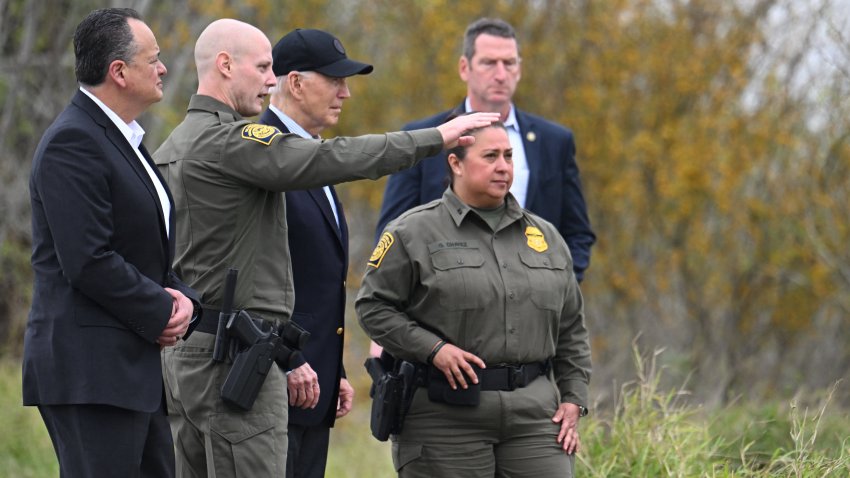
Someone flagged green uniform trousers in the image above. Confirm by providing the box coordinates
[162,332,288,478]
[392,375,575,477]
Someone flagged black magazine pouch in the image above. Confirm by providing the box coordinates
[426,366,480,406]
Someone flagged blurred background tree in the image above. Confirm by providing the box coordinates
[1,0,848,411]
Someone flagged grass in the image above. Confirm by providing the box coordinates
[2,348,848,477]
[578,346,849,477]
[0,360,58,477]
[579,347,723,477]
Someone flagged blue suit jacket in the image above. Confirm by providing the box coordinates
[377,103,595,280]
[259,109,349,427]
[23,91,198,413]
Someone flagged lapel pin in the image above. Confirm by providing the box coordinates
[526,131,536,142]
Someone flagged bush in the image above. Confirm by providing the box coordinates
[580,345,849,477]
[2,347,847,477]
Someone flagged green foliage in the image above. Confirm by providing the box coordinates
[711,383,850,477]
[0,361,58,477]
[578,348,850,477]
[2,351,847,477]
[0,239,32,357]
[580,347,727,477]
[3,0,850,410]
[327,413,395,477]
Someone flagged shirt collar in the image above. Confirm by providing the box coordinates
[463,97,519,131]
[187,94,243,122]
[268,105,313,139]
[442,187,524,230]
[79,86,145,148]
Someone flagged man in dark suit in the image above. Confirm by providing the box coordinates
[377,17,596,282]
[258,28,372,478]
[22,8,198,477]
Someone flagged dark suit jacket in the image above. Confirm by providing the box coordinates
[23,91,198,413]
[260,109,348,428]
[377,103,596,281]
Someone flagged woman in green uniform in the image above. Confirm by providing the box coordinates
[357,121,591,478]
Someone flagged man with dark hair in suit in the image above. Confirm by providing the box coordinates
[258,28,372,478]
[23,7,198,477]
[377,17,596,281]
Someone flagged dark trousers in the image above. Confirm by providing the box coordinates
[286,423,330,478]
[38,403,175,478]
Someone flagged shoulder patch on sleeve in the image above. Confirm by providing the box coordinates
[368,232,395,268]
[241,124,282,146]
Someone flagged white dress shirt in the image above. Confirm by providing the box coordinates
[80,87,171,236]
[268,105,340,227]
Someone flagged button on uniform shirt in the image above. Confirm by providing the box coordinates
[356,188,591,407]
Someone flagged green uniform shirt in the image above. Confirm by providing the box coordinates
[357,189,591,407]
[154,94,443,322]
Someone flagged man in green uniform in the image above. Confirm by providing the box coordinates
[154,18,498,478]
[357,123,590,477]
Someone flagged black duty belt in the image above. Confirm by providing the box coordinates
[476,362,549,391]
[423,361,550,392]
[196,307,281,335]
[195,307,223,335]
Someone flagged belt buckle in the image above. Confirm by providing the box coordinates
[506,365,523,391]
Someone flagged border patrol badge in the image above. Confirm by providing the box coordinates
[525,226,548,252]
[368,232,394,268]
[241,124,282,146]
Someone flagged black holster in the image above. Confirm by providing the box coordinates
[221,339,278,411]
[364,352,419,441]
[219,311,310,411]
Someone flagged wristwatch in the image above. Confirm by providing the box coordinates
[578,405,588,417]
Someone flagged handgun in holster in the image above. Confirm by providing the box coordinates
[212,269,238,363]
[219,310,310,411]
[364,351,419,441]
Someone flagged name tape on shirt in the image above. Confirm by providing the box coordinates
[241,124,282,146]
[525,226,548,252]
[368,232,395,268]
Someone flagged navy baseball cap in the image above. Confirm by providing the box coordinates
[272,28,373,78]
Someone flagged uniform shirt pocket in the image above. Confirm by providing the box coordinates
[518,249,570,311]
[429,245,486,311]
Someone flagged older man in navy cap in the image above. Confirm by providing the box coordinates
[258,29,372,478]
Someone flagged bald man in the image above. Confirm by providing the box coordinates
[154,19,498,477]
